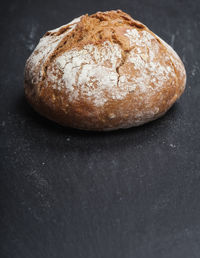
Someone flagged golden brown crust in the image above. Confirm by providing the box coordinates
[24,10,186,131]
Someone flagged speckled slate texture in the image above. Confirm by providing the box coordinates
[1,0,200,258]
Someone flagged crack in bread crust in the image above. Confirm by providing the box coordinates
[40,10,146,83]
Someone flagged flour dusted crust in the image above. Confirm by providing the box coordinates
[24,10,186,131]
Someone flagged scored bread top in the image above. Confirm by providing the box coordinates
[25,10,186,129]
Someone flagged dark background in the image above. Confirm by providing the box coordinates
[1,0,200,257]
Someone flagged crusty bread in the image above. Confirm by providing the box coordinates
[24,10,186,131]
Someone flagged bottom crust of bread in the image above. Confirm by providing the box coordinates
[25,82,180,131]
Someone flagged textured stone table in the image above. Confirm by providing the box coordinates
[1,0,200,257]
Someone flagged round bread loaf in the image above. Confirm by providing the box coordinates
[24,10,186,131]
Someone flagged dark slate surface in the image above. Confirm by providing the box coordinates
[1,0,200,257]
